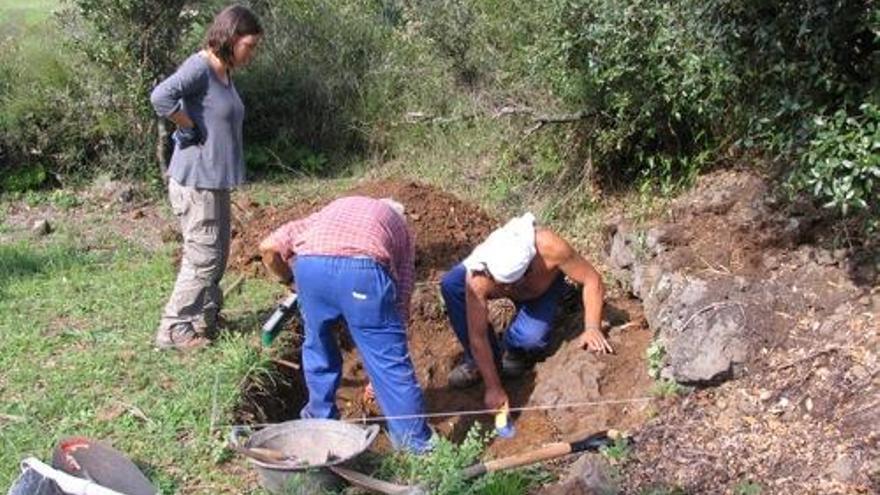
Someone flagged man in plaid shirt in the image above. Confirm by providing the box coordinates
[259,196,432,452]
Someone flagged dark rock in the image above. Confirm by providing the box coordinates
[814,249,834,266]
[641,273,751,384]
[537,455,618,495]
[666,303,748,383]
[118,187,135,203]
[530,340,604,434]
[31,219,52,236]
[609,230,637,270]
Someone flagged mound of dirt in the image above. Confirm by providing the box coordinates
[228,180,498,282]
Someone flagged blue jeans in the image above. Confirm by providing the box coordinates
[294,255,432,452]
[440,263,566,365]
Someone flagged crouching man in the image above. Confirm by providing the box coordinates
[440,212,612,411]
[259,196,432,452]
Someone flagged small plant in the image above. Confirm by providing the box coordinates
[646,339,665,379]
[651,378,683,398]
[599,436,632,465]
[734,480,762,495]
[377,425,546,495]
[49,189,79,210]
[379,425,490,495]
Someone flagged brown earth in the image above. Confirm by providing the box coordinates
[610,170,879,494]
[229,180,653,461]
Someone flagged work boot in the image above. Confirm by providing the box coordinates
[154,323,210,351]
[448,362,481,389]
[501,349,536,378]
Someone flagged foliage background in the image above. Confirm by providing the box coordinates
[0,0,877,223]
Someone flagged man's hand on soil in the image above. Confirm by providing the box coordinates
[484,385,509,412]
[580,327,613,354]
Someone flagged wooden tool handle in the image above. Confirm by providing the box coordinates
[464,442,572,478]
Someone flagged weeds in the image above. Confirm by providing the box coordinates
[646,340,666,379]
[734,481,762,495]
[378,425,548,495]
[600,436,632,465]
[651,379,684,398]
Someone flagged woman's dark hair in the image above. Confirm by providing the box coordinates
[205,5,262,67]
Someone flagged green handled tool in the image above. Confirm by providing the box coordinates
[261,292,298,346]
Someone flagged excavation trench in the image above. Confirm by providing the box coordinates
[230,181,654,458]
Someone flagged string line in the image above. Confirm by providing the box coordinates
[223,397,654,430]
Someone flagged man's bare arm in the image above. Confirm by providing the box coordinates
[536,230,611,353]
[465,272,508,408]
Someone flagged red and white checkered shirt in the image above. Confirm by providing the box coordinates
[263,196,415,320]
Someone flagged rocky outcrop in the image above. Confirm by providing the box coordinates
[603,170,869,386]
[609,223,760,384]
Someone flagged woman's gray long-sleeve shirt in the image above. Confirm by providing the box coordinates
[150,53,245,190]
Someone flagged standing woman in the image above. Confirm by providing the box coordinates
[150,5,262,350]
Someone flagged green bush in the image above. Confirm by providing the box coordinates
[544,0,735,186]
[789,103,880,222]
[715,0,878,146]
[239,0,401,174]
[0,0,208,188]
[1,0,877,206]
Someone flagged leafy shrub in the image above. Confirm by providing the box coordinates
[789,103,880,223]
[544,0,735,186]
[238,0,399,174]
[405,0,487,86]
[0,0,208,189]
[714,0,878,147]
[1,165,47,193]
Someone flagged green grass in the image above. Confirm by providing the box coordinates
[0,232,283,492]
[0,0,58,24]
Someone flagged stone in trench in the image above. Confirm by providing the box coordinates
[643,273,750,384]
[530,340,604,434]
[666,306,748,384]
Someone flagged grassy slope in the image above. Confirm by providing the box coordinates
[0,222,282,492]
[0,0,58,24]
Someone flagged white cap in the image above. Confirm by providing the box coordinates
[462,212,536,283]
